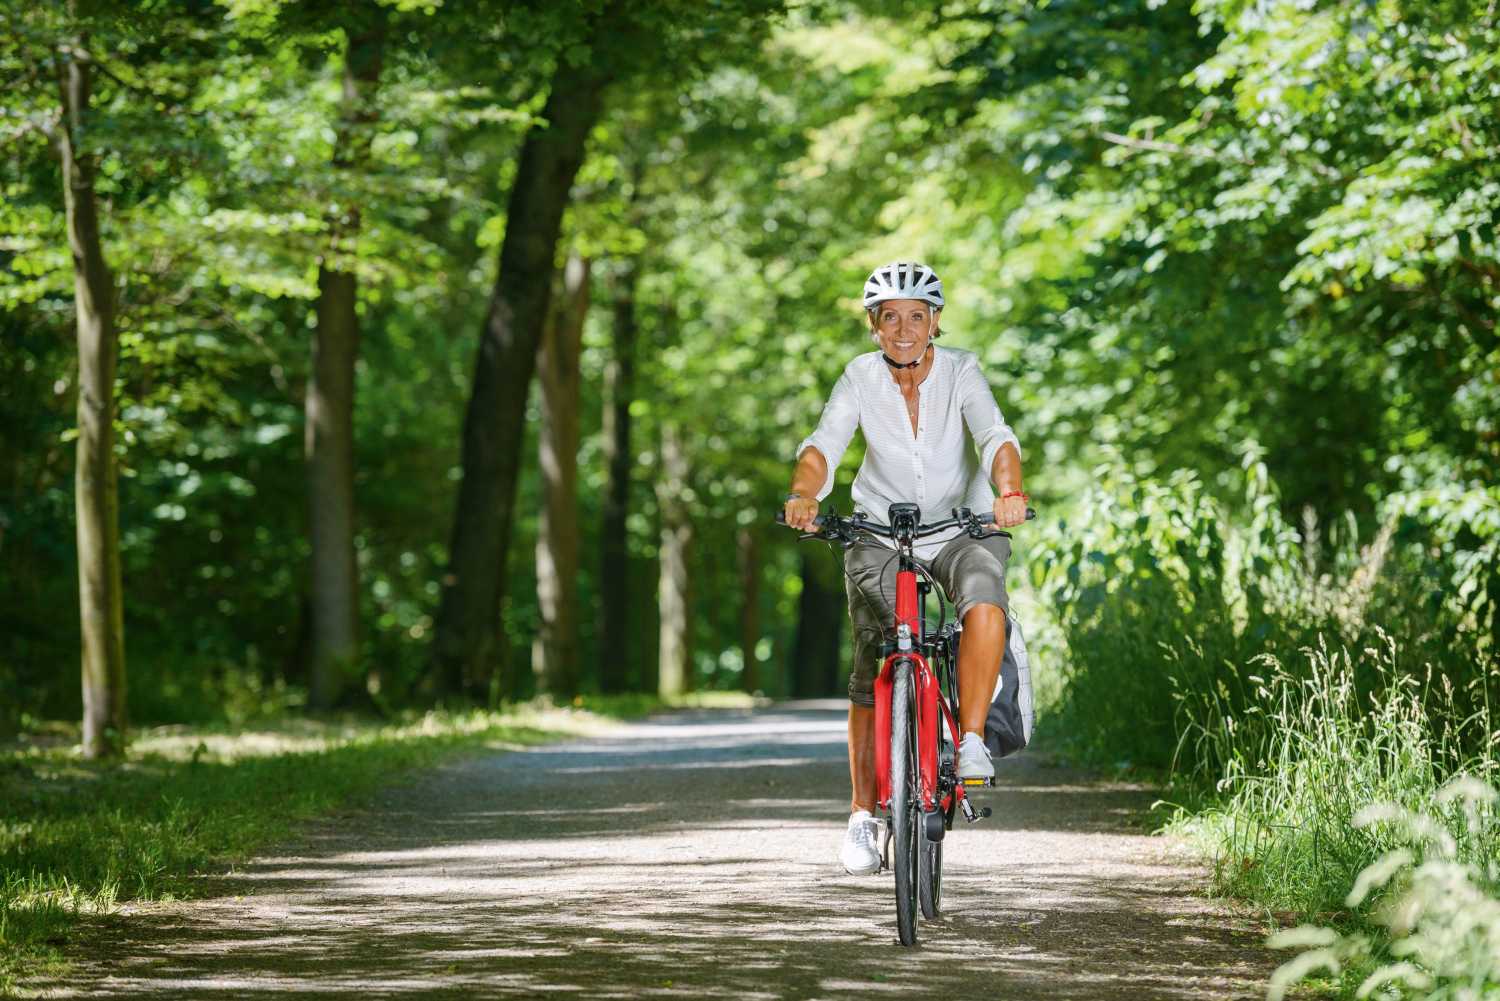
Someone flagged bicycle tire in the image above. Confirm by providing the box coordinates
[891,658,919,946]
[919,824,942,918]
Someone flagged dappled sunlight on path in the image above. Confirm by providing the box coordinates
[35,702,1275,999]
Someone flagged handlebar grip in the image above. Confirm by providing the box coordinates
[774,509,826,529]
[976,507,1037,525]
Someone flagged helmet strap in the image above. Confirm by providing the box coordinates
[881,342,932,370]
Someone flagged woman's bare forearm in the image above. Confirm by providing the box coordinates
[991,441,1022,495]
[784,447,828,531]
[790,446,828,499]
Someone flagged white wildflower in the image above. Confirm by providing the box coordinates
[1434,775,1498,808]
[1354,962,1434,998]
[1266,925,1340,950]
[1267,948,1340,1001]
[1345,849,1413,909]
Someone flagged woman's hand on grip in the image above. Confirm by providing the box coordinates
[993,492,1027,528]
[784,495,820,532]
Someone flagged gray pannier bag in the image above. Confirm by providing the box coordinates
[983,611,1034,759]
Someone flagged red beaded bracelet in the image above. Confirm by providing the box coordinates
[1001,491,1029,501]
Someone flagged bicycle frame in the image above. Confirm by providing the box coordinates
[873,564,971,820]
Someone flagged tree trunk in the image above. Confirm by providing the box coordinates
[791,545,843,697]
[57,35,126,759]
[738,525,761,694]
[532,253,589,698]
[306,10,385,711]
[656,422,692,698]
[429,48,611,699]
[598,258,639,692]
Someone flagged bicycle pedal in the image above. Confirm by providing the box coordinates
[961,777,995,788]
[958,797,993,823]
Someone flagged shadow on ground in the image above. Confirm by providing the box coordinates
[32,702,1275,1000]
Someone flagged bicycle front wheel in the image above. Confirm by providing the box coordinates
[890,658,919,946]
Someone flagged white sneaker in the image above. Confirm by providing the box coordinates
[959,731,994,781]
[840,810,881,875]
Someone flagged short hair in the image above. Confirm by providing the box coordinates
[866,302,942,345]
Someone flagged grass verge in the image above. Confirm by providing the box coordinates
[0,692,750,995]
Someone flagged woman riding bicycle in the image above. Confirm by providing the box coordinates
[782,261,1026,876]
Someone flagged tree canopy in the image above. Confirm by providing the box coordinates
[1,0,1494,732]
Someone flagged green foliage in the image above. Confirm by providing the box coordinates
[1,0,1497,937]
[0,8,1498,1000]
[1031,454,1299,770]
[911,0,1498,521]
[0,0,529,716]
[1035,449,1498,985]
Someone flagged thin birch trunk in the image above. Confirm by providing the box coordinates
[738,525,761,694]
[598,257,639,692]
[307,11,385,710]
[533,254,589,698]
[56,32,125,758]
[656,422,692,698]
[792,546,843,697]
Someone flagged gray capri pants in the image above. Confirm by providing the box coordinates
[844,533,1011,707]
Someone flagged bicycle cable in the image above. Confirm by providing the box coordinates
[837,535,950,663]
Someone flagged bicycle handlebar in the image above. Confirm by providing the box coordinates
[774,505,1035,541]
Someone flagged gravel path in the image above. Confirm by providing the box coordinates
[35,701,1276,999]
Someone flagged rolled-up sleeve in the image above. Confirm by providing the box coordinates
[795,369,860,500]
[957,355,1020,476]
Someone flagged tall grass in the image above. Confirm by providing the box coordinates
[1031,457,1500,997]
[1265,776,1500,1000]
[1175,635,1498,915]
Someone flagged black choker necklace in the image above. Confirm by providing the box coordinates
[881,343,931,370]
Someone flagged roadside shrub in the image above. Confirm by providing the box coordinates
[1032,454,1497,778]
[1031,451,1500,999]
[1030,456,1314,770]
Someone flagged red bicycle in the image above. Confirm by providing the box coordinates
[780,501,1033,945]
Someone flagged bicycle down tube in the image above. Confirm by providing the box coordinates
[874,566,943,814]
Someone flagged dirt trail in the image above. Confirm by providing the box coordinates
[32,702,1277,999]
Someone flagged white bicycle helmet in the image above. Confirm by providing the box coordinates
[863,261,944,312]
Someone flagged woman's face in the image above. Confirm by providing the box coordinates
[870,298,939,365]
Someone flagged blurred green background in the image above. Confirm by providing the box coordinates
[1,0,1495,749]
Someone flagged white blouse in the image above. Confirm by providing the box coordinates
[796,345,1022,560]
